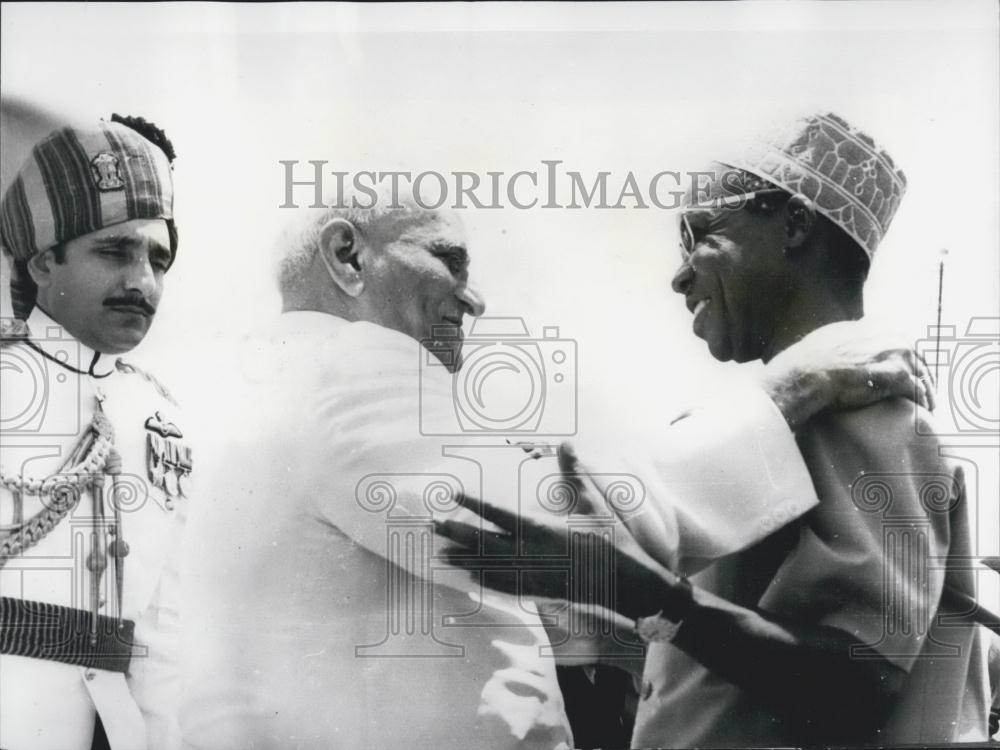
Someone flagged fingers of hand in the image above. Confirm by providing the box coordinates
[866,360,932,411]
[555,442,586,501]
[880,336,911,360]
[556,442,604,515]
[910,374,930,410]
[435,519,511,551]
[434,519,480,548]
[887,362,913,400]
[881,361,925,408]
[913,349,936,387]
[925,375,937,412]
[508,440,553,459]
[455,493,518,532]
[911,350,937,411]
[440,555,522,595]
[556,441,581,476]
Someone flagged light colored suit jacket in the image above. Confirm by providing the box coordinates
[179,311,817,750]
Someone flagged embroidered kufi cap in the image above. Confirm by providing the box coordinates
[719,112,907,260]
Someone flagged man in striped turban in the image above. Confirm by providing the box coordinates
[1,116,191,750]
[1,114,177,349]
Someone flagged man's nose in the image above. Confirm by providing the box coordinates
[458,280,486,317]
[123,255,158,298]
[671,260,694,296]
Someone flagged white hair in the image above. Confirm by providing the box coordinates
[274,186,434,300]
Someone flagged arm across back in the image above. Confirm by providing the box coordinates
[300,324,818,581]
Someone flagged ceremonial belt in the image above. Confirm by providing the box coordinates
[0,597,135,673]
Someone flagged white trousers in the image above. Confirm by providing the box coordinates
[0,654,146,750]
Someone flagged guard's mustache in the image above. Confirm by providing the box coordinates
[104,294,156,316]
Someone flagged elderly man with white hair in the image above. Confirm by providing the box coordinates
[178,189,930,750]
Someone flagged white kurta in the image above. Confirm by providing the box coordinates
[1,308,191,750]
[179,311,818,750]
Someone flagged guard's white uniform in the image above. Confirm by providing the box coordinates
[1,307,191,750]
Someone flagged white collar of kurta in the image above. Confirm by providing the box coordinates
[276,310,414,347]
[277,310,353,332]
[23,306,114,378]
[248,311,432,388]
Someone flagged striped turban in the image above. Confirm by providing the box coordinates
[0,120,174,318]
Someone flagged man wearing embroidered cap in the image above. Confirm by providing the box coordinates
[1,115,192,750]
[442,112,987,746]
[634,114,991,746]
[625,113,985,746]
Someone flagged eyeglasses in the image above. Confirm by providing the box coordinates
[678,189,789,260]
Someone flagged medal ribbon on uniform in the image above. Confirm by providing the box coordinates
[145,412,193,508]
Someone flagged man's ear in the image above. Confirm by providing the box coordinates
[783,194,817,256]
[317,219,364,297]
[26,250,54,290]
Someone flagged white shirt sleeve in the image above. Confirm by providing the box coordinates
[591,381,819,576]
[307,324,818,582]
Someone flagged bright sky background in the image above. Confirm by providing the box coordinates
[2,1,999,593]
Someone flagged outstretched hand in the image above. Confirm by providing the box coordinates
[435,443,677,621]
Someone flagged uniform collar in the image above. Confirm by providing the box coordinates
[24,307,115,378]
